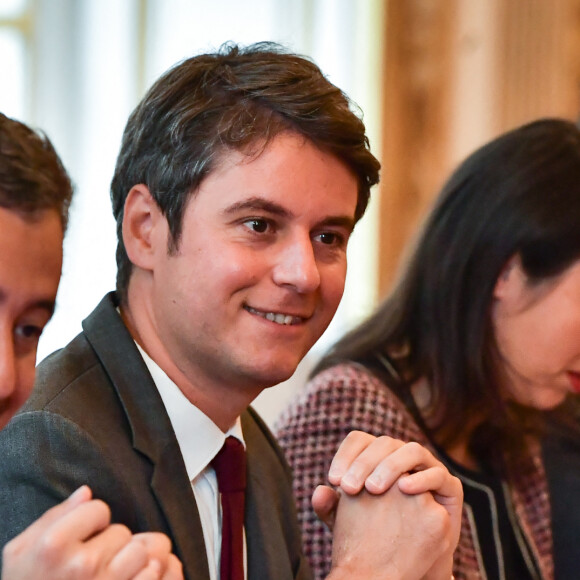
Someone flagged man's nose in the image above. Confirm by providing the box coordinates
[272,236,321,293]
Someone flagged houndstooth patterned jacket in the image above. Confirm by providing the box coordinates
[275,362,553,580]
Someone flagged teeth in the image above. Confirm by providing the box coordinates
[247,307,299,325]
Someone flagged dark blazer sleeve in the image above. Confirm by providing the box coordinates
[0,331,174,554]
[0,409,148,544]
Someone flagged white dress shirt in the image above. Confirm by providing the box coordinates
[137,344,246,580]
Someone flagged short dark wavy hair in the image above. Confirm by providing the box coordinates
[0,113,73,228]
[111,42,380,302]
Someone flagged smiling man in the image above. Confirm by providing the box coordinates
[0,113,181,580]
[121,133,358,429]
[0,45,462,580]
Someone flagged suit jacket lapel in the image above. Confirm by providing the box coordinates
[243,411,302,580]
[151,444,210,580]
[82,293,211,580]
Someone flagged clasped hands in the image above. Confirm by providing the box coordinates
[315,432,463,580]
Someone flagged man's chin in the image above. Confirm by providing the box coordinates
[246,363,300,391]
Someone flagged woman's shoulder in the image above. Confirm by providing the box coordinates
[309,360,412,405]
[277,361,428,445]
[309,360,392,393]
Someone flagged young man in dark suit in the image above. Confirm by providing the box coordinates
[0,113,182,579]
[0,45,462,580]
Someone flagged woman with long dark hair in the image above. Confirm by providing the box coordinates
[276,118,580,580]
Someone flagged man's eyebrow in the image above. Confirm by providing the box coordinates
[0,289,56,317]
[221,197,291,218]
[34,300,57,317]
[319,215,356,233]
[221,197,356,231]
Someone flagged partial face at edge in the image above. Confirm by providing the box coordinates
[492,256,580,409]
[148,131,359,392]
[0,207,63,429]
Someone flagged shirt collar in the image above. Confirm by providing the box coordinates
[135,342,244,482]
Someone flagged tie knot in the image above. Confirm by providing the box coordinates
[211,436,246,493]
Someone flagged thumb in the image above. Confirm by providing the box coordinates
[311,485,340,531]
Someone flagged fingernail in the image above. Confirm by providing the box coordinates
[340,472,359,491]
[365,473,383,492]
[397,474,411,490]
[68,485,89,502]
[328,466,341,482]
[148,559,162,575]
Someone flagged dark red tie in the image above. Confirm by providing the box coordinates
[211,436,246,580]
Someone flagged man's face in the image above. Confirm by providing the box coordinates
[147,132,358,394]
[0,207,63,429]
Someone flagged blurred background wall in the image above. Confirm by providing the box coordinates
[1,0,580,424]
[378,0,580,294]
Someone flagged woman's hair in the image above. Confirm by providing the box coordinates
[314,118,580,465]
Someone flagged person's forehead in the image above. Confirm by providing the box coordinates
[0,204,63,231]
[208,128,354,176]
[0,207,63,297]
[206,132,353,188]
[189,132,358,219]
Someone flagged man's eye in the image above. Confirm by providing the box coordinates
[13,324,44,356]
[317,232,343,246]
[15,325,43,341]
[244,219,270,233]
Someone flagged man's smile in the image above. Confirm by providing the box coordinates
[244,305,306,326]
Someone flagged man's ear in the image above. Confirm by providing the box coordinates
[493,254,524,301]
[122,184,166,271]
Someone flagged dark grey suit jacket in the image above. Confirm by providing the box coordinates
[0,293,312,580]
